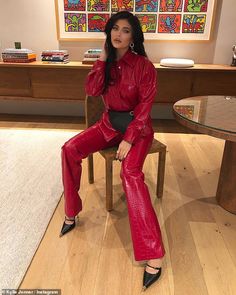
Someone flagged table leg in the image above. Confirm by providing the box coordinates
[216,140,236,214]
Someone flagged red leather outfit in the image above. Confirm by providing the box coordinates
[61,50,165,261]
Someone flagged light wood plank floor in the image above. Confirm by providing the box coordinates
[1,116,235,295]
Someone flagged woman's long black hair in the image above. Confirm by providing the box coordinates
[103,11,147,93]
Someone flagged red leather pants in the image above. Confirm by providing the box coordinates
[61,124,165,261]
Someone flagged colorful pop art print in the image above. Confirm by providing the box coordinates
[111,0,133,12]
[184,0,208,12]
[64,0,86,11]
[159,0,183,12]
[55,0,217,40]
[88,0,110,12]
[174,105,195,120]
[182,14,206,33]
[88,13,110,31]
[135,0,158,12]
[136,14,157,32]
[174,99,201,121]
[158,14,181,33]
[64,13,86,31]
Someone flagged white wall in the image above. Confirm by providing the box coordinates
[0,0,236,117]
[1,0,235,64]
[213,0,236,65]
[0,0,58,57]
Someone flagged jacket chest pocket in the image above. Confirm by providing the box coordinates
[120,83,138,100]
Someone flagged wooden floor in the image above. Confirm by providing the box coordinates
[1,115,236,295]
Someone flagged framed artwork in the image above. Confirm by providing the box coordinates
[55,0,217,41]
[174,99,202,121]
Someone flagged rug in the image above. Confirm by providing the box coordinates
[0,128,78,291]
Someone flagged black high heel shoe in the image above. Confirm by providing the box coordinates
[59,216,77,237]
[142,264,162,291]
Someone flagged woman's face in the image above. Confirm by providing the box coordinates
[111,19,133,51]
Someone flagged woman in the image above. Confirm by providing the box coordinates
[60,11,165,290]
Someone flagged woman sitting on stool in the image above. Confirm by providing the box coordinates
[60,11,165,291]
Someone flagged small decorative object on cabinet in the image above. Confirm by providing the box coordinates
[160,58,194,68]
[231,45,236,67]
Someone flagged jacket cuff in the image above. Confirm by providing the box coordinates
[123,138,133,145]
[123,131,137,145]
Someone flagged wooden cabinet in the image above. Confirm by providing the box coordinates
[157,70,193,102]
[0,62,90,102]
[191,71,236,97]
[0,61,236,106]
[30,68,90,100]
[155,64,236,102]
[0,67,31,97]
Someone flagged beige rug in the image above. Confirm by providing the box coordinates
[0,128,78,291]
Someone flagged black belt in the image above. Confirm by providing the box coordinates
[108,110,134,134]
[108,110,134,115]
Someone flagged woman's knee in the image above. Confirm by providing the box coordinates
[61,138,79,158]
[62,138,72,151]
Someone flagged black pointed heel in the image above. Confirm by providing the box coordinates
[142,264,162,291]
[59,216,77,237]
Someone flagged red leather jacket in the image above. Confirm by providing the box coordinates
[85,49,157,144]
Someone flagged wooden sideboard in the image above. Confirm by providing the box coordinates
[0,61,236,104]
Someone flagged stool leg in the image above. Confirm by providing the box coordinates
[156,148,166,198]
[88,154,94,184]
[106,158,113,211]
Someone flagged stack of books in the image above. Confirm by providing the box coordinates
[1,48,36,63]
[41,50,69,63]
[82,49,102,64]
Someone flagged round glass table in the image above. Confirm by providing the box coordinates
[173,95,236,214]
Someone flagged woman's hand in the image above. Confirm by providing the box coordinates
[116,140,132,161]
[99,40,108,61]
